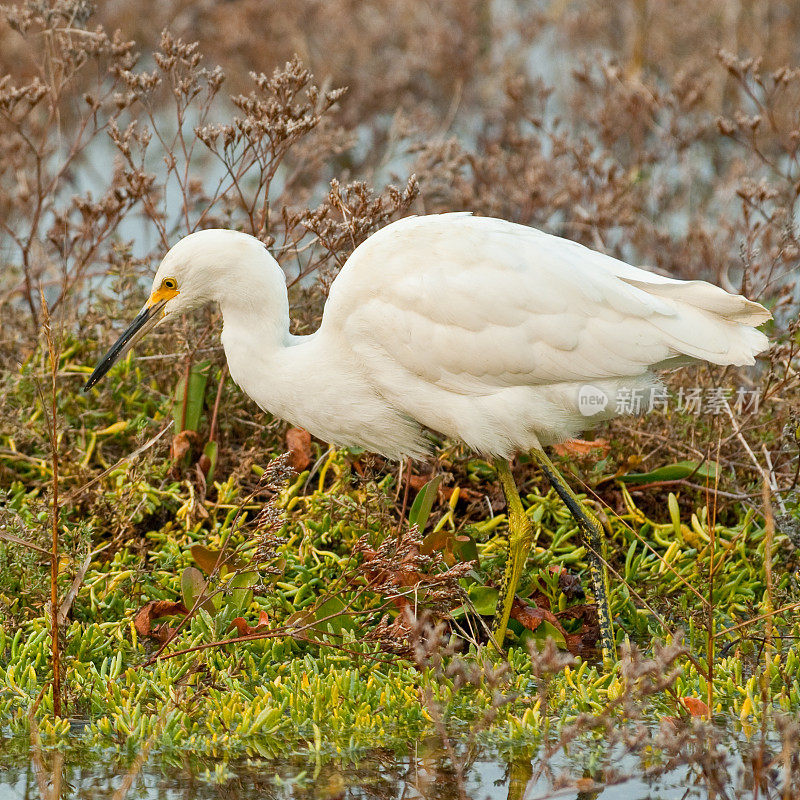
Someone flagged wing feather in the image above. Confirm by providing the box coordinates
[321,214,769,406]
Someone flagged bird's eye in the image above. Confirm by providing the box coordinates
[162,278,177,290]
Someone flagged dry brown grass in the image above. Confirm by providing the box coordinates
[0,0,797,518]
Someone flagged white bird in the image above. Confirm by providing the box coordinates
[85,213,771,662]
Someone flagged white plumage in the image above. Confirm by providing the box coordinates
[135,213,768,460]
[85,212,771,660]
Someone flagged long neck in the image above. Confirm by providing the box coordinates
[218,252,293,401]
[212,246,382,446]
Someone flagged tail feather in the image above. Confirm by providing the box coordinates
[622,277,771,325]
[621,276,771,368]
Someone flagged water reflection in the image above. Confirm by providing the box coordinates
[0,735,752,800]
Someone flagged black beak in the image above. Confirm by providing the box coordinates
[83,300,167,392]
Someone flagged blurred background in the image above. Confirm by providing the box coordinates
[1,0,798,485]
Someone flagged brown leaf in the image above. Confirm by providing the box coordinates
[134,600,188,643]
[190,544,244,574]
[170,429,201,462]
[229,610,269,637]
[510,598,589,656]
[556,602,600,650]
[511,597,557,629]
[286,427,312,471]
[420,528,449,555]
[350,457,365,477]
[682,696,710,718]
[545,565,584,599]
[457,487,485,503]
[553,437,610,457]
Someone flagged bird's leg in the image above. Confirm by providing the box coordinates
[491,458,535,649]
[529,447,617,666]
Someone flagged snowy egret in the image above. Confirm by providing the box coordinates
[85,213,770,663]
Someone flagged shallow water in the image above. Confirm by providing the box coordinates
[0,733,763,800]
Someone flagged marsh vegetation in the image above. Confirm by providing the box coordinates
[1,1,800,797]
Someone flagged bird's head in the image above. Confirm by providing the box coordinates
[83,229,268,391]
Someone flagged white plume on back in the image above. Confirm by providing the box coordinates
[319,214,769,456]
